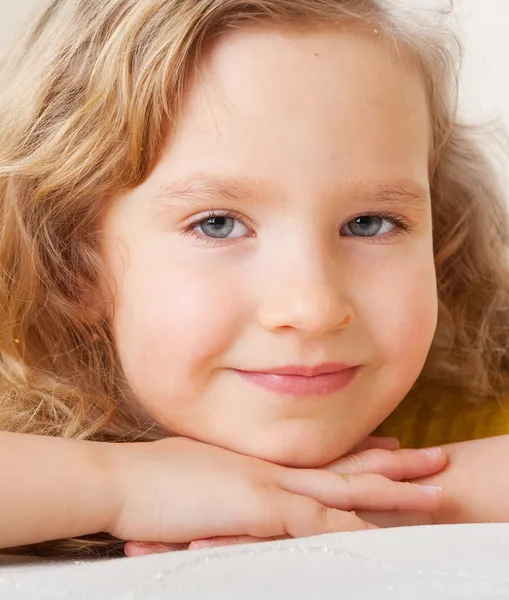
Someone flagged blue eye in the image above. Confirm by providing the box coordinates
[341,215,400,238]
[199,216,236,238]
[183,210,251,242]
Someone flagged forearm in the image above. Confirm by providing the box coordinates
[0,431,115,550]
[414,435,509,524]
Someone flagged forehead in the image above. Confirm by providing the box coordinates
[150,25,431,199]
[191,24,428,126]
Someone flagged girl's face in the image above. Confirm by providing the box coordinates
[103,25,437,467]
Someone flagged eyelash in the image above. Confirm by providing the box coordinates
[344,211,414,243]
[181,210,251,246]
[181,210,414,245]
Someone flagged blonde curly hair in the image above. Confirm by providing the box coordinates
[1,0,508,557]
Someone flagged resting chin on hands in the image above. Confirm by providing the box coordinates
[185,435,509,552]
[127,435,509,555]
[124,437,447,557]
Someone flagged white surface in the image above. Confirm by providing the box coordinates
[1,524,509,599]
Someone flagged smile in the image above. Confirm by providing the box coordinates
[233,364,359,397]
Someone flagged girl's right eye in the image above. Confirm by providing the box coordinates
[181,210,252,244]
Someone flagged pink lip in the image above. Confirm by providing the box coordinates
[258,363,353,377]
[234,363,359,397]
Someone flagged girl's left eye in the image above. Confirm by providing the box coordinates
[340,214,407,238]
[183,211,250,242]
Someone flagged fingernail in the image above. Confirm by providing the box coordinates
[134,542,153,548]
[383,437,400,450]
[189,539,216,550]
[421,485,443,496]
[420,447,443,460]
[134,542,172,551]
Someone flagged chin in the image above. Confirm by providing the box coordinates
[234,431,350,469]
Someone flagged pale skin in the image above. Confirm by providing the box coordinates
[102,23,443,554]
[0,430,446,551]
[103,25,438,469]
[113,25,509,557]
[1,24,507,556]
[126,435,509,556]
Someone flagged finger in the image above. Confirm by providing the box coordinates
[350,436,400,453]
[355,510,433,528]
[325,447,446,481]
[280,493,377,537]
[280,470,443,512]
[189,535,290,550]
[124,541,180,557]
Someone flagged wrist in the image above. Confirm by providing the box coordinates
[93,440,126,537]
[413,436,509,524]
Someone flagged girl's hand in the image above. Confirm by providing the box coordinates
[117,439,445,557]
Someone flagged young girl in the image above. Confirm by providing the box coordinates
[1,0,509,559]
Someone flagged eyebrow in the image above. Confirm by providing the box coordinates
[151,175,430,210]
[152,176,267,208]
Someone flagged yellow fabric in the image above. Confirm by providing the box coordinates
[375,385,509,448]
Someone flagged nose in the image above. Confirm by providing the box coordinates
[257,263,354,338]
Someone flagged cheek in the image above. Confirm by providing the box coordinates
[346,253,437,429]
[112,253,245,399]
[360,256,437,370]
